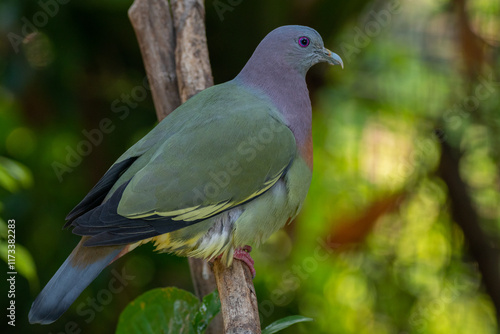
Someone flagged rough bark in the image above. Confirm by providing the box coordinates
[171,0,214,101]
[213,259,261,334]
[188,258,219,299]
[128,0,181,119]
[129,1,260,333]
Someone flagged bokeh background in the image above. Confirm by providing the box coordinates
[1,0,499,333]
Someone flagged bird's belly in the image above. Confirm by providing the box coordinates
[233,155,312,247]
[148,208,242,260]
[149,156,312,262]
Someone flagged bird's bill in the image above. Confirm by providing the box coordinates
[323,48,344,69]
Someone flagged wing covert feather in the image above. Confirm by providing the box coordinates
[70,81,297,245]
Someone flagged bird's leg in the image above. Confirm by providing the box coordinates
[233,245,255,278]
[210,245,256,278]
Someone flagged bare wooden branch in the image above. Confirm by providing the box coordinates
[188,258,218,295]
[128,0,181,120]
[213,260,261,334]
[171,0,214,101]
[129,0,260,332]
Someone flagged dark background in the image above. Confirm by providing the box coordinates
[1,0,499,333]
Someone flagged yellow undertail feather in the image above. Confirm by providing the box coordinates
[143,230,236,266]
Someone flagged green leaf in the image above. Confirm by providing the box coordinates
[116,287,221,334]
[14,243,38,290]
[116,287,199,334]
[262,315,314,334]
[0,218,7,239]
[0,241,38,291]
[193,290,221,334]
[0,156,33,192]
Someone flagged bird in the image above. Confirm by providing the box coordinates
[29,25,343,325]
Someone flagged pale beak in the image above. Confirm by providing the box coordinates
[323,48,344,69]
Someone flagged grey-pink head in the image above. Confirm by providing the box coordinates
[238,25,343,78]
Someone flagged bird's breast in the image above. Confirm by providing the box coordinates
[231,153,312,247]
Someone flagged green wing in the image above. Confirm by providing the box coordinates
[118,83,296,221]
[70,81,297,245]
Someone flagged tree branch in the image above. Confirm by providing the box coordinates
[213,259,261,334]
[170,0,214,101]
[128,1,261,332]
[438,140,500,322]
[128,0,180,119]
[442,0,500,323]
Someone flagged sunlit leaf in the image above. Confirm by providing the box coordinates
[262,315,313,334]
[0,218,6,239]
[116,287,220,334]
[0,241,38,290]
[193,290,221,333]
[0,156,33,192]
[15,243,38,289]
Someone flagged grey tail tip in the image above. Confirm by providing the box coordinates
[28,292,72,325]
[29,307,57,325]
[28,245,123,325]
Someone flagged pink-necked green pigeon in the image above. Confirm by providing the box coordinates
[29,25,343,324]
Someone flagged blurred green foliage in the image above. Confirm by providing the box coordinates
[0,156,38,291]
[1,0,499,333]
[116,288,220,334]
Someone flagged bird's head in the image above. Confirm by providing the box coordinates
[258,25,344,76]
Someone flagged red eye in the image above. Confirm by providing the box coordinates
[298,36,310,47]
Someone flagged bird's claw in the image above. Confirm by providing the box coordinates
[209,245,256,278]
[234,246,255,278]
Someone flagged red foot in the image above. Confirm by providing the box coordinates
[234,245,255,278]
[209,245,256,278]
